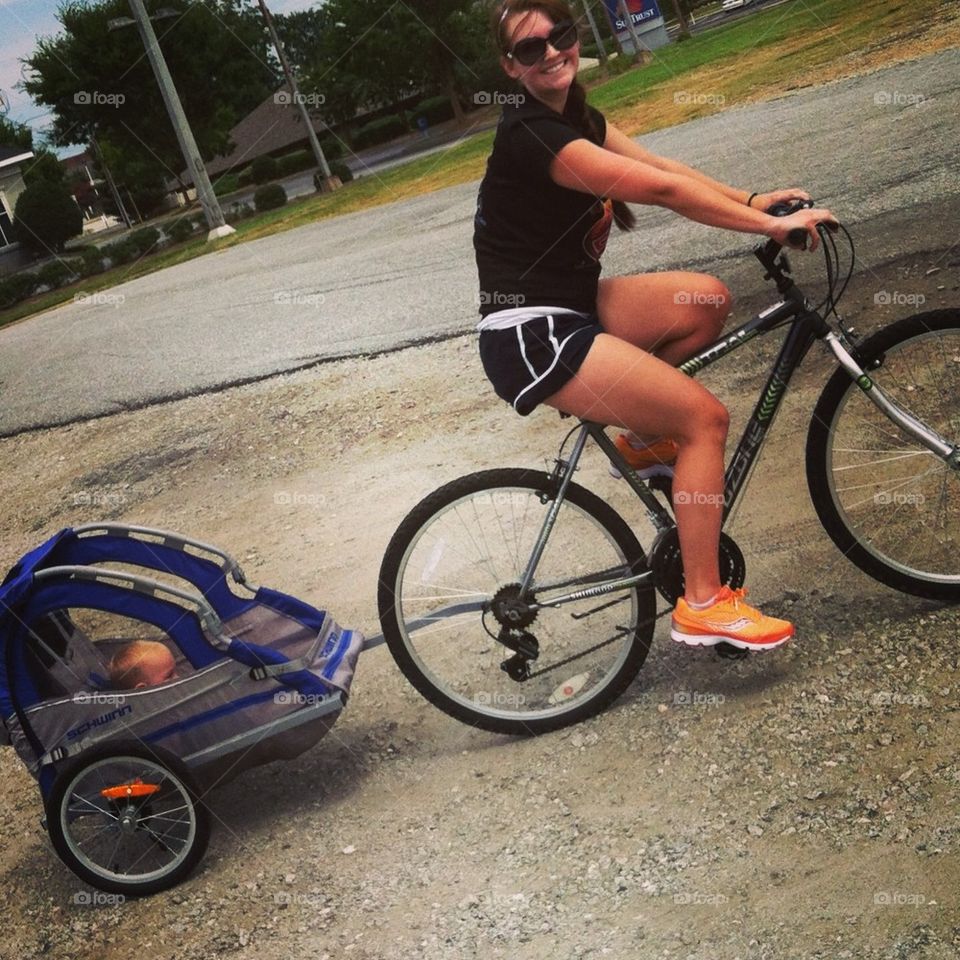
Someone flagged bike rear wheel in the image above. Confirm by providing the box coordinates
[806,310,960,601]
[377,469,657,735]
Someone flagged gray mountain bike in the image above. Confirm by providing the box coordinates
[378,202,960,735]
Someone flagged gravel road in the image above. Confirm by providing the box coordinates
[1,194,958,957]
[0,47,958,436]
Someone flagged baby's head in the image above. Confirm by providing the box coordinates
[109,640,177,690]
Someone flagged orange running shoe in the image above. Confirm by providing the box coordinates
[671,586,795,651]
[609,434,678,480]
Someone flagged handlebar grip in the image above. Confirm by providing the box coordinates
[786,227,808,249]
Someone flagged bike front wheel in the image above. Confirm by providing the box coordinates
[378,469,657,735]
[806,310,960,601]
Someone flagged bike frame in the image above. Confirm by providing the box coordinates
[517,242,959,611]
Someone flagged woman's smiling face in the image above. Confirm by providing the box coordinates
[501,9,580,107]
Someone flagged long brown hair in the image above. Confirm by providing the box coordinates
[492,0,635,231]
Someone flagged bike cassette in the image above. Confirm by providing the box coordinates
[649,528,746,606]
[490,583,538,631]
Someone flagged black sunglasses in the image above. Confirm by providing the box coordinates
[507,20,579,67]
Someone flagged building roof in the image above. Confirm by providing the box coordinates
[0,145,34,170]
[184,83,328,183]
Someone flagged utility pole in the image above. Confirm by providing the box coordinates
[581,0,608,68]
[89,134,133,228]
[256,0,340,193]
[125,0,234,240]
[666,0,692,39]
[617,0,651,64]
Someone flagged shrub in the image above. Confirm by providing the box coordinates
[0,272,41,309]
[276,149,313,178]
[253,184,287,212]
[225,202,254,223]
[353,114,406,151]
[213,173,240,196]
[101,236,140,266]
[77,247,105,277]
[251,155,279,185]
[12,182,83,255]
[237,166,254,187]
[412,95,453,126]
[319,138,343,162]
[129,226,162,256]
[166,216,200,244]
[330,162,353,184]
[35,259,77,290]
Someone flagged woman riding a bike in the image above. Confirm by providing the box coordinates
[475,0,838,651]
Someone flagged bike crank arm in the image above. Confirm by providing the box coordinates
[825,332,960,466]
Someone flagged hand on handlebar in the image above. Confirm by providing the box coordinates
[767,203,839,252]
[751,187,811,211]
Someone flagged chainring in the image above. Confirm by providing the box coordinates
[649,528,746,606]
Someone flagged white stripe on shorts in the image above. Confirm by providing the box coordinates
[513,326,590,411]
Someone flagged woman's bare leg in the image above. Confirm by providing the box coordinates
[544,332,728,603]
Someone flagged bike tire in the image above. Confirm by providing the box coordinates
[806,310,960,601]
[378,468,657,735]
[46,740,210,896]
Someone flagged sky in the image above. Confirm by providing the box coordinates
[0,0,317,150]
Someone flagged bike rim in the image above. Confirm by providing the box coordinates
[825,328,960,584]
[391,485,642,723]
[60,756,198,886]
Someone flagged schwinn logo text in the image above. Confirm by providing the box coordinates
[66,704,133,740]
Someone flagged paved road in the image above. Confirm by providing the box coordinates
[1,49,958,436]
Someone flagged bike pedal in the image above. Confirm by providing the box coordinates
[714,642,749,661]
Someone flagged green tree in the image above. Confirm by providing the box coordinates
[13,182,83,255]
[0,116,33,150]
[22,0,277,210]
[21,146,65,187]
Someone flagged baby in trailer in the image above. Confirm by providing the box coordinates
[108,640,178,690]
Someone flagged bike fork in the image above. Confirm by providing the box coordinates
[825,332,960,467]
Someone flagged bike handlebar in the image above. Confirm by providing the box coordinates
[767,198,817,249]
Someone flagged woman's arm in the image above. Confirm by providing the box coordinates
[550,137,836,249]
[603,122,810,211]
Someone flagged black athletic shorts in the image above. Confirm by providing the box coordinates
[478,313,604,416]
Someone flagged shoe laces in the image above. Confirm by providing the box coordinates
[715,585,762,622]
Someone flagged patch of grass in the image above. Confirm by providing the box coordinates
[2,0,955,330]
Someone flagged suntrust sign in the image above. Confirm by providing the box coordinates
[601,0,670,51]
